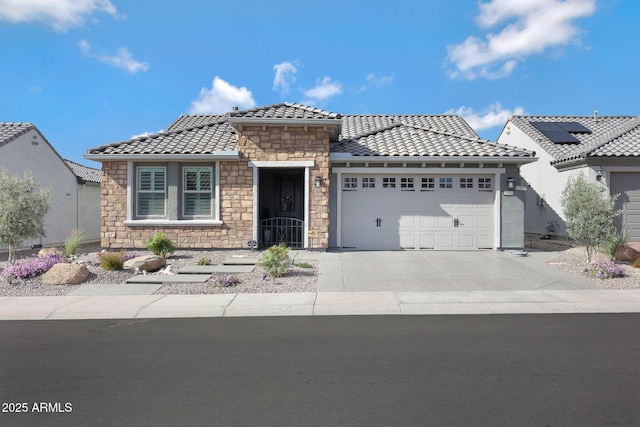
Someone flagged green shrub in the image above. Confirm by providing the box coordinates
[633,257,640,269]
[601,232,628,258]
[294,262,313,269]
[98,251,125,270]
[64,228,84,258]
[197,257,212,266]
[258,243,290,284]
[145,232,176,258]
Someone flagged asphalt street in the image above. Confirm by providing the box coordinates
[1,314,639,426]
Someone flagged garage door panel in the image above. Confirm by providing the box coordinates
[610,172,640,242]
[341,174,495,249]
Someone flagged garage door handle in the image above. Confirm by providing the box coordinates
[376,218,382,227]
[453,218,459,228]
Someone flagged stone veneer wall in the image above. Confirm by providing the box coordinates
[99,125,330,249]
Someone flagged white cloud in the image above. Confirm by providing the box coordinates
[446,103,525,131]
[189,76,257,114]
[272,61,298,95]
[0,0,120,32]
[358,73,394,92]
[302,76,342,104]
[447,0,596,79]
[79,39,149,74]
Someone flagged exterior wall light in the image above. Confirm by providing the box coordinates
[596,168,603,181]
[314,176,322,188]
[507,177,515,190]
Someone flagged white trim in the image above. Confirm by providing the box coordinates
[330,154,536,164]
[252,166,259,243]
[215,164,221,222]
[332,167,506,175]
[304,167,310,248]
[249,160,314,168]
[494,173,501,250]
[336,171,342,247]
[127,162,133,221]
[601,166,640,172]
[84,151,241,161]
[124,220,223,226]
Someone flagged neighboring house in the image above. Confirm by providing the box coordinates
[0,122,101,250]
[85,103,536,251]
[496,114,640,242]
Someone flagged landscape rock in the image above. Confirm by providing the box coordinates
[38,248,64,258]
[615,245,639,262]
[124,255,166,272]
[41,263,90,285]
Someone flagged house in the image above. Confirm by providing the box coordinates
[0,122,101,250]
[84,103,536,251]
[496,114,640,242]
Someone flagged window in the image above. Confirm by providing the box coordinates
[382,177,396,188]
[183,167,213,217]
[478,178,492,189]
[137,167,166,216]
[362,177,375,188]
[421,177,434,189]
[400,177,414,189]
[344,177,358,189]
[460,177,473,189]
[439,177,453,189]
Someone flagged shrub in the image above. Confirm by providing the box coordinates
[98,251,125,271]
[258,243,290,284]
[601,232,628,258]
[64,228,84,258]
[197,257,212,266]
[2,254,65,279]
[213,274,240,287]
[633,257,640,269]
[294,262,313,269]
[590,260,625,280]
[145,232,176,258]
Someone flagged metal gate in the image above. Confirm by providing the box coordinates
[260,217,304,248]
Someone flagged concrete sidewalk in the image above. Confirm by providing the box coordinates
[0,289,638,320]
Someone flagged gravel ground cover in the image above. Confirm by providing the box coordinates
[1,243,638,296]
[0,244,317,297]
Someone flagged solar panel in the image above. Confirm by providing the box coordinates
[530,122,562,132]
[539,130,580,144]
[557,121,591,133]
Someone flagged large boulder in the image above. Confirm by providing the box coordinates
[41,263,90,285]
[123,255,166,272]
[615,245,639,262]
[38,247,64,258]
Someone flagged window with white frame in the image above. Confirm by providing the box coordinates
[362,177,375,188]
[382,177,396,188]
[421,177,434,189]
[344,177,358,189]
[478,177,492,189]
[439,177,453,189]
[137,167,166,217]
[400,177,414,189]
[460,177,473,189]
[183,166,213,217]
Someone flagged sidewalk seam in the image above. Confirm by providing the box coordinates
[134,294,167,318]
[45,296,91,320]
[223,294,238,317]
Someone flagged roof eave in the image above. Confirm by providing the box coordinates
[329,153,537,164]
[84,151,241,162]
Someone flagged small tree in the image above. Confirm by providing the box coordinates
[560,173,621,263]
[0,169,51,263]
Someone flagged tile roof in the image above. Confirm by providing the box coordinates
[86,104,533,159]
[228,102,341,120]
[509,116,640,163]
[0,122,34,148]
[331,123,534,157]
[64,159,101,184]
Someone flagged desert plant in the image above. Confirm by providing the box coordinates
[2,253,65,279]
[560,173,621,263]
[601,232,628,258]
[258,243,291,284]
[633,257,640,269]
[145,232,176,258]
[213,274,240,287]
[590,260,625,280]
[64,228,85,258]
[122,251,144,261]
[97,251,125,271]
[197,257,212,266]
[0,168,51,263]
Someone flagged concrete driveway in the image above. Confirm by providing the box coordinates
[318,250,600,292]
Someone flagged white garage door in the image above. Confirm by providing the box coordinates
[341,174,495,250]
[610,172,640,242]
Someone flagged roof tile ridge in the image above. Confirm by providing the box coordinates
[344,122,403,141]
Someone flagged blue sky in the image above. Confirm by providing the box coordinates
[0,0,637,167]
